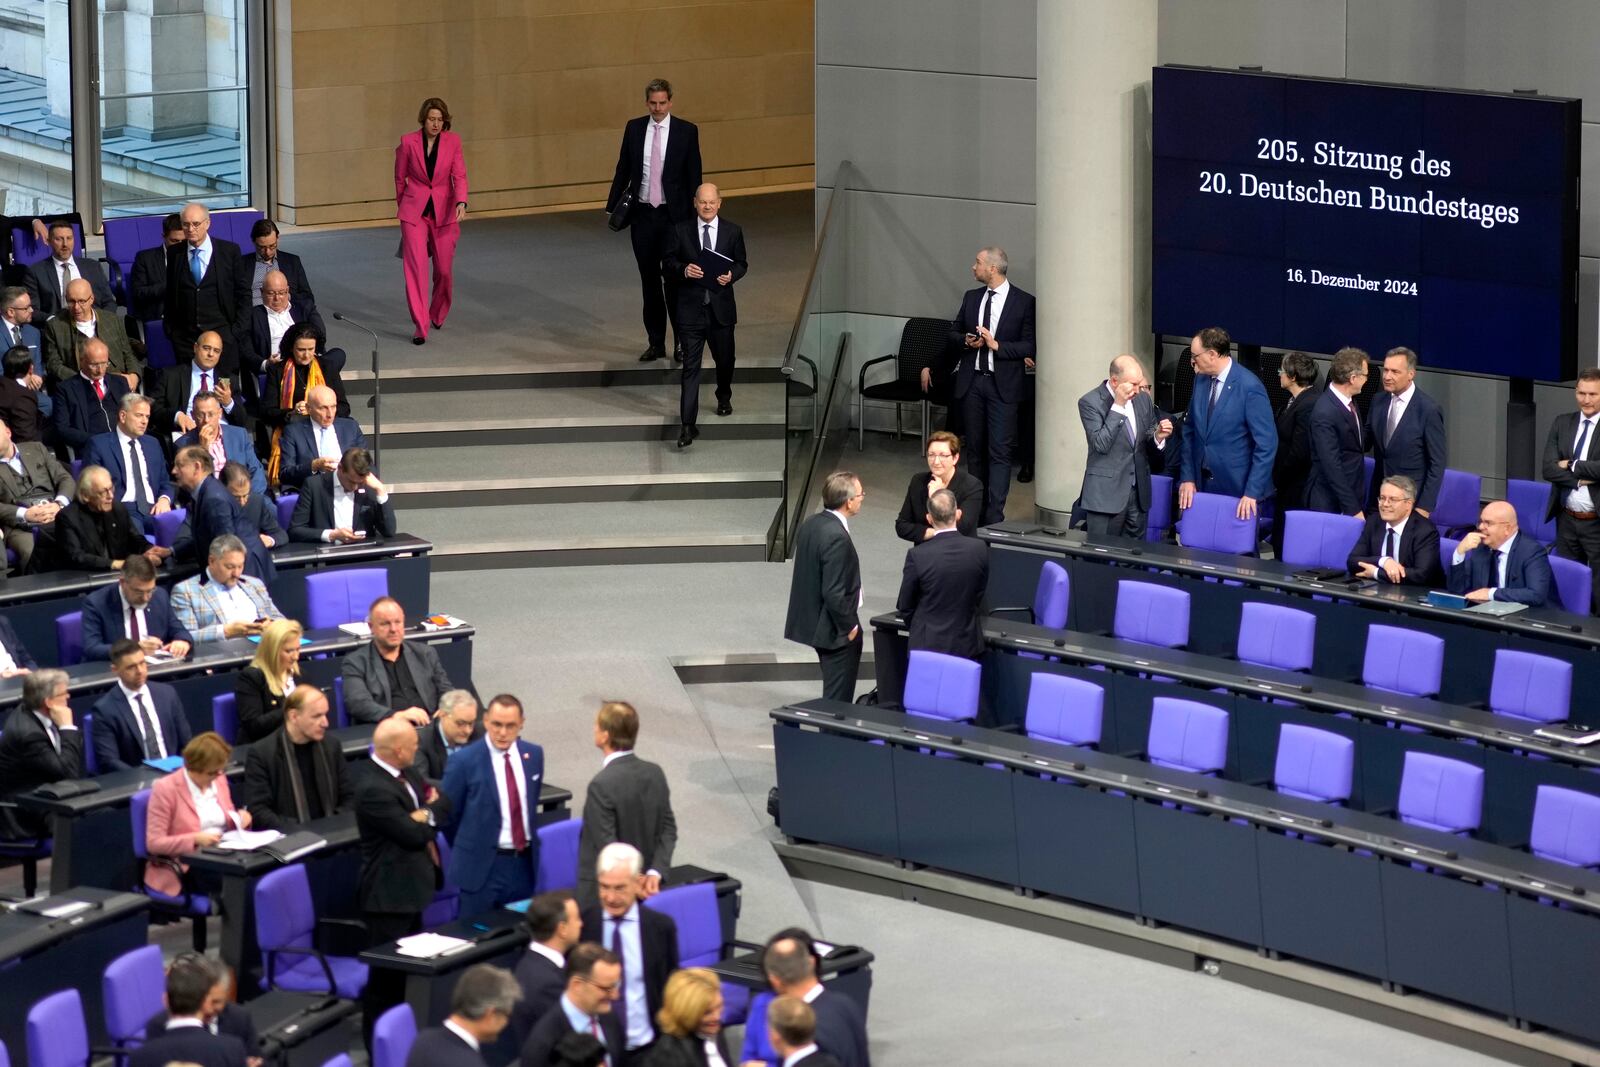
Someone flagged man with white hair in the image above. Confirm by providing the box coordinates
[579,841,680,1063]
[164,202,251,373]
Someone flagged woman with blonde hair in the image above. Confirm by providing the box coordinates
[644,967,732,1066]
[233,618,303,742]
[144,731,250,896]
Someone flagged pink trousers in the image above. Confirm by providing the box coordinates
[400,218,459,337]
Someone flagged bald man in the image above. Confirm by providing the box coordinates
[357,715,451,1042]
[52,337,133,452]
[278,383,367,489]
[164,202,251,374]
[42,277,140,387]
[248,267,325,381]
[1076,355,1173,539]
[152,330,246,437]
[1447,500,1554,607]
[662,183,746,449]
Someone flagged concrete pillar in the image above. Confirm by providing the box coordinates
[1034,0,1157,524]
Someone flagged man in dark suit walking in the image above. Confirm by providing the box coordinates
[0,670,82,840]
[1367,346,1447,516]
[407,963,523,1067]
[129,954,247,1067]
[1544,367,1600,614]
[1448,500,1553,607]
[510,891,581,1046]
[580,842,679,1062]
[785,472,864,704]
[91,640,191,773]
[1270,352,1319,556]
[663,184,747,447]
[518,943,625,1067]
[576,701,677,906]
[165,203,251,374]
[1347,475,1443,587]
[1076,354,1174,539]
[358,716,454,1049]
[1305,347,1371,517]
[607,78,702,364]
[896,490,988,659]
[948,247,1037,525]
[1179,326,1278,521]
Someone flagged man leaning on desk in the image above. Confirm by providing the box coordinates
[0,670,81,840]
[1446,500,1553,607]
[1346,475,1443,587]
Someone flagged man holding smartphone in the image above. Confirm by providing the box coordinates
[288,446,396,544]
[170,533,285,642]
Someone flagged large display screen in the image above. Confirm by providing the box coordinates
[1152,66,1581,381]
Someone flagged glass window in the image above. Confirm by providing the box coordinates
[0,0,74,219]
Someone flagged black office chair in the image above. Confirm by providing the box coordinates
[857,317,952,451]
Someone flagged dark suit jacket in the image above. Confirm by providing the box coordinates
[1272,387,1318,511]
[237,491,285,546]
[354,758,451,914]
[164,237,251,366]
[896,530,988,659]
[663,218,747,327]
[90,681,191,774]
[130,245,171,320]
[643,1032,735,1067]
[289,472,396,542]
[41,310,141,384]
[55,499,148,571]
[233,666,288,744]
[519,1001,625,1067]
[415,717,483,783]
[810,988,872,1067]
[947,284,1037,405]
[248,299,326,372]
[150,361,249,436]
[0,378,46,443]
[784,511,861,652]
[576,751,678,901]
[607,115,703,224]
[1368,388,1447,512]
[244,249,317,308]
[181,474,273,580]
[146,1003,258,1056]
[128,1024,246,1067]
[278,416,366,488]
[1180,361,1278,501]
[1305,387,1369,516]
[791,1052,844,1067]
[1077,384,1167,515]
[1346,512,1444,587]
[24,255,115,323]
[341,640,454,725]
[410,1025,488,1067]
[579,904,679,1030]
[510,949,567,1046]
[0,439,74,527]
[896,468,982,543]
[0,706,83,839]
[441,738,545,893]
[173,423,267,497]
[1447,533,1554,607]
[1542,410,1600,522]
[52,373,130,452]
[83,583,192,660]
[240,726,352,830]
[83,431,175,506]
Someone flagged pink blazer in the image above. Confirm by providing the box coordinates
[395,129,468,226]
[145,768,239,896]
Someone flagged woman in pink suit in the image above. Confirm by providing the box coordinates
[145,731,250,896]
[395,97,468,345]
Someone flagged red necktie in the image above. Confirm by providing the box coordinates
[128,607,141,641]
[200,371,210,393]
[93,378,105,400]
[503,751,527,850]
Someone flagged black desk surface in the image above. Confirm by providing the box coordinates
[773,700,1600,915]
[983,522,1600,647]
[0,886,148,956]
[871,612,1600,769]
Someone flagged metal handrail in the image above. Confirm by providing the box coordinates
[780,160,855,380]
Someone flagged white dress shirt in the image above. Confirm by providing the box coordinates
[703,1038,730,1067]
[1384,383,1414,438]
[115,430,159,504]
[0,640,18,674]
[975,280,1009,373]
[51,255,82,286]
[443,1019,480,1051]
[1570,414,1598,514]
[189,363,233,412]
[119,589,150,642]
[640,115,671,193]
[187,236,214,278]
[321,481,390,542]
[698,216,718,249]
[526,940,565,966]
[183,770,233,833]
[265,306,295,364]
[603,903,653,1048]
[312,421,343,464]
[1378,515,1409,567]
[370,753,420,809]
[32,709,75,753]
[1453,531,1516,589]
[488,737,533,849]
[74,317,97,338]
[118,682,167,758]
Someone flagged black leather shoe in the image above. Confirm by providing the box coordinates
[677,426,694,449]
[715,402,732,417]
[412,336,425,346]
[692,424,702,439]
[639,346,666,362]
[673,344,684,364]
[1017,465,1034,483]
[431,321,443,331]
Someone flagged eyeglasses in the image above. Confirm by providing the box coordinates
[925,452,953,460]
[579,976,619,994]
[1375,494,1409,505]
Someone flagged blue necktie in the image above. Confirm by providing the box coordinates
[189,247,203,284]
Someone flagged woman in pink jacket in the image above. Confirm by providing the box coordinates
[395,96,468,345]
[145,731,250,896]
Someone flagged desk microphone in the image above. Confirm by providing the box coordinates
[331,312,382,470]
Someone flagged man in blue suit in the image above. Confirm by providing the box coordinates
[1447,500,1553,607]
[83,394,175,534]
[278,384,365,489]
[0,287,51,418]
[175,391,267,496]
[91,640,191,773]
[170,443,273,580]
[441,693,545,917]
[1305,348,1370,517]
[1179,326,1278,520]
[53,337,130,453]
[82,556,193,661]
[1367,346,1447,515]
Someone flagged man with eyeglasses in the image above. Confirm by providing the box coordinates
[1543,366,1600,614]
[164,202,251,376]
[0,287,49,418]
[895,431,982,543]
[0,670,81,840]
[1346,475,1442,587]
[245,218,317,309]
[53,337,132,454]
[22,219,115,324]
[518,942,625,1067]
[248,269,325,381]
[1077,354,1173,540]
[1447,500,1553,607]
[42,277,141,388]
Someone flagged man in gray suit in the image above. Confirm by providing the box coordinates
[784,471,864,702]
[0,414,73,571]
[1077,354,1173,539]
[576,700,677,907]
[340,596,454,727]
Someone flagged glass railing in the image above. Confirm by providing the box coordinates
[769,161,857,559]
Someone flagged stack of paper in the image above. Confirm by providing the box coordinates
[394,932,473,958]
[213,829,285,851]
[339,621,372,637]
